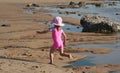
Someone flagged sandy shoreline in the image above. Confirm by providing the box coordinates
[0,0,120,73]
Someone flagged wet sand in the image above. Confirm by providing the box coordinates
[0,0,120,73]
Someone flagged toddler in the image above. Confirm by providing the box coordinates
[37,16,72,64]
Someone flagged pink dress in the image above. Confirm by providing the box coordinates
[51,28,64,49]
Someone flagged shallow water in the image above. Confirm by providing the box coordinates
[62,23,83,32]
[103,0,120,1]
[38,21,83,32]
[67,39,120,67]
[23,9,34,14]
[109,71,120,73]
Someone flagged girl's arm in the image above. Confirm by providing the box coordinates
[36,29,49,34]
[36,27,54,34]
[62,32,67,46]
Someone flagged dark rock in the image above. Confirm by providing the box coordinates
[108,2,117,6]
[77,26,80,29]
[68,1,80,8]
[58,11,78,15]
[66,28,70,30]
[78,2,86,7]
[56,5,67,9]
[80,16,120,33]
[95,3,104,7]
[69,1,76,6]
[116,13,120,15]
[26,3,40,7]
[59,6,66,9]
[32,3,40,7]
[82,71,85,73]
[1,24,11,27]
[26,4,30,7]
[78,14,81,16]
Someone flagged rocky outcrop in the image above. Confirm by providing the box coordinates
[68,1,86,8]
[26,3,40,7]
[57,1,118,9]
[80,16,120,33]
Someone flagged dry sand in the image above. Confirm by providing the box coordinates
[0,0,120,73]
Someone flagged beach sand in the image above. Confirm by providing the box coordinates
[0,0,120,73]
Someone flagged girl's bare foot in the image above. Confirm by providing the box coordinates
[49,62,53,64]
[69,54,73,60]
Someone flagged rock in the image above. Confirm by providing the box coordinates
[56,5,68,9]
[22,52,32,56]
[77,26,80,29]
[26,4,30,7]
[1,24,11,27]
[116,13,120,15]
[26,3,40,7]
[58,11,78,15]
[80,16,120,33]
[78,14,81,16]
[69,1,76,6]
[78,2,86,7]
[32,3,40,7]
[108,2,117,6]
[95,3,104,7]
[68,1,80,8]
[66,28,70,30]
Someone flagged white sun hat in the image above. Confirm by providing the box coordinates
[51,16,64,26]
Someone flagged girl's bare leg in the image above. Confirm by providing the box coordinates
[59,48,72,59]
[49,48,55,64]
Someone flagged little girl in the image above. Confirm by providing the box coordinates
[37,16,72,64]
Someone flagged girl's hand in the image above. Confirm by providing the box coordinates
[62,32,67,46]
[36,31,42,34]
[63,41,66,46]
[36,30,49,34]
[36,31,44,34]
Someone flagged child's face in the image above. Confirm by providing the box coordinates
[55,25,62,30]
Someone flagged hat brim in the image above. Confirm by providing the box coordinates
[53,23,64,26]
